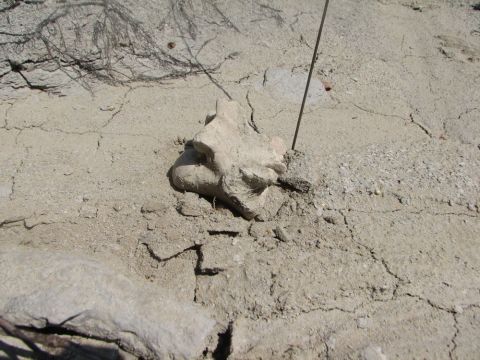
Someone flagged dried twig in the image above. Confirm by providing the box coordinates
[0,316,51,359]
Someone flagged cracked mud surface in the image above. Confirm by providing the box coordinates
[1,0,480,359]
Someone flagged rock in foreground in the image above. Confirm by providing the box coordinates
[0,248,217,359]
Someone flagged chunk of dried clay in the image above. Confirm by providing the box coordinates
[171,99,287,220]
[278,150,317,193]
[0,248,217,359]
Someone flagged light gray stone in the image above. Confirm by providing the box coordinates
[0,248,217,359]
[274,226,291,242]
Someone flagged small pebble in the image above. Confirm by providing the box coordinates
[99,105,115,111]
[275,226,291,242]
[323,214,340,225]
[255,213,266,222]
[467,203,476,212]
[205,111,216,124]
[63,168,74,176]
[326,336,336,350]
[356,317,371,329]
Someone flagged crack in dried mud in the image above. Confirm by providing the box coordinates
[341,211,406,299]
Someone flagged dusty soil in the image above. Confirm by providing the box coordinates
[1,0,480,358]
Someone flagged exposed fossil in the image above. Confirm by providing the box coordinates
[171,99,287,219]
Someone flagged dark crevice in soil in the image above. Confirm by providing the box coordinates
[194,245,223,276]
[341,211,407,297]
[142,242,197,263]
[403,292,455,313]
[409,113,432,138]
[212,322,233,360]
[8,59,26,73]
[449,312,459,360]
[207,230,240,237]
[245,91,260,133]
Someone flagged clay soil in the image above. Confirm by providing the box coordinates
[1,0,479,359]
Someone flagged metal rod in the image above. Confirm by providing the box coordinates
[291,0,331,150]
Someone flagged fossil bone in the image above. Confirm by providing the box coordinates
[171,99,287,219]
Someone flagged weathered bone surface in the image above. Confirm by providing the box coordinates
[171,99,287,220]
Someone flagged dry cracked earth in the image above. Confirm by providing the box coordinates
[1,0,480,359]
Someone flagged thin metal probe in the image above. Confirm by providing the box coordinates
[291,0,331,150]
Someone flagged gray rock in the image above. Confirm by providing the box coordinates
[274,226,291,242]
[322,210,343,225]
[0,248,217,359]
